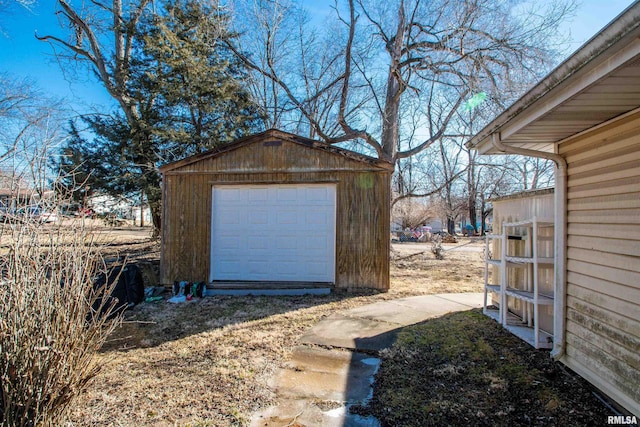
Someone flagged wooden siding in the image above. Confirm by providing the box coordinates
[166,134,385,174]
[161,137,391,291]
[559,111,640,415]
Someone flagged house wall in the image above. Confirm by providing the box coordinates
[558,111,640,415]
[161,139,391,291]
[491,191,555,333]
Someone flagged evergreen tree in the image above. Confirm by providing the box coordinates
[56,0,263,232]
[140,0,263,156]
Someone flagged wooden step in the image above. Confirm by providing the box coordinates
[207,281,334,296]
[210,281,334,290]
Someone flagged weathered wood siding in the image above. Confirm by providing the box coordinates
[559,111,640,414]
[161,136,391,291]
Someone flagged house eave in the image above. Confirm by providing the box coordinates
[468,1,640,155]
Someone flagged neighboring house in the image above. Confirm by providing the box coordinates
[0,174,34,212]
[0,187,31,212]
[160,129,393,294]
[88,193,132,216]
[88,193,152,224]
[0,174,57,219]
[468,3,640,415]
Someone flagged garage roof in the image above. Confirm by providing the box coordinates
[160,128,394,173]
[467,1,640,155]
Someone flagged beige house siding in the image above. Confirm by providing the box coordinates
[559,112,640,414]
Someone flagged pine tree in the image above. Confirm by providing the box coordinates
[140,0,263,155]
[57,0,263,232]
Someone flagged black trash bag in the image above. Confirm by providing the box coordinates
[92,264,144,318]
[120,264,144,306]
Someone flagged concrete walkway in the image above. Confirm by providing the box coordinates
[251,293,483,427]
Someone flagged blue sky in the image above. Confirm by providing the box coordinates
[0,0,636,117]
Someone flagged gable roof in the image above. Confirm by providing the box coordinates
[160,129,394,173]
[467,1,640,155]
[489,187,554,203]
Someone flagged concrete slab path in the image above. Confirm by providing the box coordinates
[251,293,483,427]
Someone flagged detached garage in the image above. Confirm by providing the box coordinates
[160,129,393,292]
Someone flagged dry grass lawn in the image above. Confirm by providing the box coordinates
[66,230,484,426]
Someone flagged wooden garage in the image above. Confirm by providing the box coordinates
[160,129,393,293]
[468,3,640,416]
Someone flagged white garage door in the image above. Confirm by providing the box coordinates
[210,184,336,282]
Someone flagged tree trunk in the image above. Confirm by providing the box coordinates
[140,188,145,227]
[380,2,406,162]
[447,216,456,235]
[148,196,162,238]
[468,196,477,235]
[480,198,486,235]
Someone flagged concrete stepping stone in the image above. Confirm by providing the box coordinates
[253,346,380,427]
[252,293,483,426]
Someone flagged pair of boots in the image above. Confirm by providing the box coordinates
[168,281,206,303]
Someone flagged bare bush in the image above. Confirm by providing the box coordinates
[392,197,436,230]
[0,209,122,426]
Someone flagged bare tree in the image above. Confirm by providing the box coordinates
[392,196,436,230]
[434,137,467,234]
[34,0,165,229]
[230,0,575,163]
[37,0,152,128]
[0,75,68,193]
[231,0,354,138]
[509,156,555,190]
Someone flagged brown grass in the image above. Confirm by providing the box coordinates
[67,233,484,426]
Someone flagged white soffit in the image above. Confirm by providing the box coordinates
[470,3,640,155]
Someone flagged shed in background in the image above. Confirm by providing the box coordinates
[484,188,555,348]
[160,129,393,293]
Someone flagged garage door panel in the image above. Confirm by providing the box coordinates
[217,188,242,201]
[308,260,328,273]
[248,188,268,202]
[248,210,268,225]
[248,260,269,274]
[211,184,336,282]
[248,237,269,250]
[305,238,328,251]
[306,211,329,225]
[277,210,298,225]
[276,188,299,202]
[307,186,330,200]
[217,237,241,250]
[275,260,296,273]
[218,209,242,225]
[309,239,327,251]
[217,260,242,276]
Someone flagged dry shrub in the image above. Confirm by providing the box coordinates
[0,214,122,427]
[431,234,444,260]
